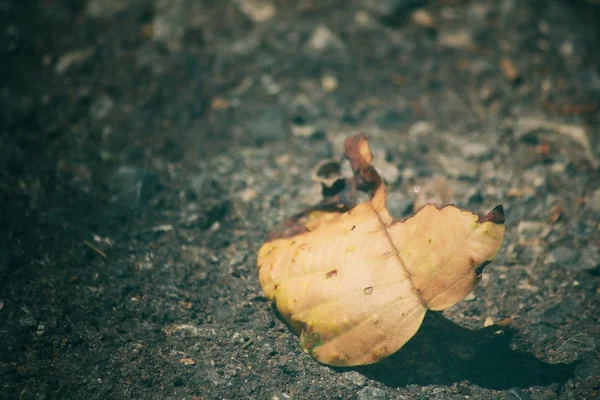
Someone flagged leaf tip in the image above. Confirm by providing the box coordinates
[480,204,505,225]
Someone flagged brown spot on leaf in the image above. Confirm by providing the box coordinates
[325,269,338,279]
[364,287,373,295]
[274,284,279,290]
[351,225,356,231]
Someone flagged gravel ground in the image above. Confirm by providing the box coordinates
[1,0,599,399]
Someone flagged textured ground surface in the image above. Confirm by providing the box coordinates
[1,0,599,399]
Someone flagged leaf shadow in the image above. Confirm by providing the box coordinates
[339,313,577,390]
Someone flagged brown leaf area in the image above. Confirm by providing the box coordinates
[257,134,505,367]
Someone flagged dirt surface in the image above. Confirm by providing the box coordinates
[1,0,599,399]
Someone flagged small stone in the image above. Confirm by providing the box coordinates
[342,371,367,387]
[544,246,580,267]
[522,168,547,189]
[373,158,400,185]
[291,125,322,139]
[411,9,434,27]
[86,0,127,18]
[460,142,493,160]
[407,121,435,138]
[438,29,474,50]
[437,155,479,180]
[235,0,276,23]
[180,358,195,365]
[321,75,338,92]
[20,316,37,328]
[357,386,388,400]
[505,388,532,400]
[354,10,379,27]
[153,0,187,51]
[89,95,114,120]
[516,221,550,243]
[271,393,291,400]
[500,57,520,83]
[578,247,599,271]
[589,188,600,212]
[413,175,455,211]
[484,316,494,327]
[55,48,95,74]
[306,25,345,53]
[261,343,277,357]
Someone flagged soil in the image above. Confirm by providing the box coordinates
[1,0,599,399]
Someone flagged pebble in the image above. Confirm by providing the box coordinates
[436,155,479,180]
[517,221,550,241]
[505,388,532,400]
[261,343,277,357]
[54,48,95,75]
[153,0,187,51]
[407,121,435,139]
[19,316,37,327]
[89,94,114,120]
[578,247,599,271]
[411,9,434,28]
[341,371,367,387]
[235,0,276,23]
[589,188,600,212]
[460,142,493,160]
[357,386,388,400]
[437,29,474,50]
[544,246,580,267]
[306,25,345,53]
[85,0,127,18]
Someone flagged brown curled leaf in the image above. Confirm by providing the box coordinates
[257,134,505,366]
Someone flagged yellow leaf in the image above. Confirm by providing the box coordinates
[257,134,505,366]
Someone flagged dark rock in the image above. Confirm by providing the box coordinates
[535,297,582,325]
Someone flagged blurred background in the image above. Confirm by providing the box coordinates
[1,1,599,399]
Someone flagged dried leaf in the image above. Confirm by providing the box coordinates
[257,134,505,366]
